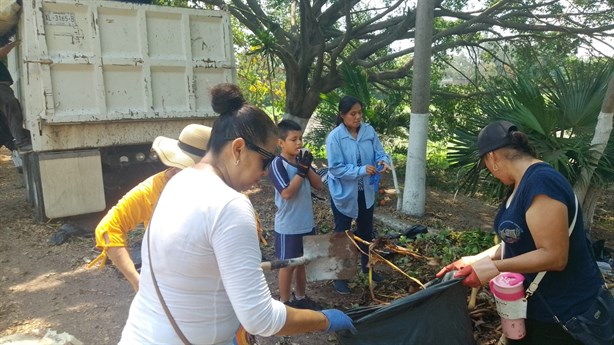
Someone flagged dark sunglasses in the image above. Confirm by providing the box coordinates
[243,138,275,170]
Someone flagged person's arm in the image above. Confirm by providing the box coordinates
[492,194,569,273]
[0,40,19,58]
[370,126,391,173]
[216,196,356,337]
[442,194,570,287]
[306,167,324,190]
[471,244,502,261]
[269,157,303,200]
[105,237,140,291]
[213,198,286,336]
[436,243,501,277]
[281,176,306,199]
[279,168,324,198]
[275,307,329,335]
[91,171,168,289]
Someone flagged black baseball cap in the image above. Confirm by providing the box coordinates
[477,120,518,165]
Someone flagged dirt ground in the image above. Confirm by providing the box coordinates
[1,147,612,345]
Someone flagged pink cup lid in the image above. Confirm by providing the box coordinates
[490,272,525,301]
[492,272,525,288]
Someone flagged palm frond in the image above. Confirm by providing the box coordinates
[449,60,614,199]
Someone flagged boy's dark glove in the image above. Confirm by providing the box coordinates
[296,149,313,178]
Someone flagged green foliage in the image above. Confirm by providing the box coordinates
[448,60,614,198]
[318,223,333,234]
[306,64,409,152]
[401,229,495,264]
[236,30,286,121]
[505,36,581,76]
[427,141,449,172]
[303,142,326,159]
[425,141,456,189]
[305,92,338,149]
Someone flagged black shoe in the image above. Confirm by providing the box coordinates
[290,297,322,310]
[371,272,385,282]
[283,300,297,307]
[363,270,385,283]
[333,279,351,294]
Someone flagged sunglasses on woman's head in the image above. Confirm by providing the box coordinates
[243,138,275,170]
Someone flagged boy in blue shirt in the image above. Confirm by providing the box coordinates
[268,120,324,310]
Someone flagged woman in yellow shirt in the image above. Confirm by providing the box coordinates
[89,124,211,291]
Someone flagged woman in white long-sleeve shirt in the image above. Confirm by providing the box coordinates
[119,83,355,345]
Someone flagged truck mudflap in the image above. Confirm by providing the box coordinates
[37,150,106,219]
[21,146,165,222]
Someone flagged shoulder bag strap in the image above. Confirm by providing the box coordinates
[147,226,193,345]
[525,194,578,297]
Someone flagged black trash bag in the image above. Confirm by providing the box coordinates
[384,224,428,240]
[129,240,142,271]
[48,223,89,245]
[336,278,476,345]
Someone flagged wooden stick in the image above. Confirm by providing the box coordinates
[468,286,479,310]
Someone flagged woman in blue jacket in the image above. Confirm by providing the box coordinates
[326,95,391,294]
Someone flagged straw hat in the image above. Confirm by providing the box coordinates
[152,124,212,169]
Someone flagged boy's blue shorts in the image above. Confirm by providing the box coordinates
[274,228,316,260]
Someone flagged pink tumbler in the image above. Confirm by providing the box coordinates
[489,273,526,340]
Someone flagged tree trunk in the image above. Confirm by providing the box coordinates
[401,0,435,217]
[282,89,322,128]
[282,73,339,128]
[284,113,309,130]
[582,184,600,237]
[573,73,614,230]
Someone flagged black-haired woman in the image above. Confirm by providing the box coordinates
[120,84,355,344]
[325,95,391,294]
[437,121,609,345]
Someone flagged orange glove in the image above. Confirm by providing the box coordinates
[436,256,473,278]
[454,257,499,288]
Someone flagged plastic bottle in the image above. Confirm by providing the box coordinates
[489,273,526,340]
[369,164,384,188]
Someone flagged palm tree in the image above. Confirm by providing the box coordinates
[448,61,614,233]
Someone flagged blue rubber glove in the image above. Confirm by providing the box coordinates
[368,164,385,186]
[321,309,357,334]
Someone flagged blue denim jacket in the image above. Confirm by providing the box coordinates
[325,123,390,218]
